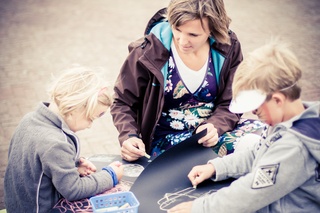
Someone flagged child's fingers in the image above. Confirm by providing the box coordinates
[79,157,85,164]
[188,171,199,186]
[114,161,122,167]
[89,163,97,172]
[109,161,123,167]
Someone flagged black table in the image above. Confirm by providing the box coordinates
[51,119,265,213]
[52,133,230,213]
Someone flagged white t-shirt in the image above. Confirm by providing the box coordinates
[171,42,208,93]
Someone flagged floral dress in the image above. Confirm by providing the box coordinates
[151,51,218,157]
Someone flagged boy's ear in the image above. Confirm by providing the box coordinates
[271,92,286,105]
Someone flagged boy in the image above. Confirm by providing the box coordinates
[4,66,124,213]
[168,41,320,212]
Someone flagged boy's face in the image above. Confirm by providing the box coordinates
[66,104,109,132]
[252,93,283,126]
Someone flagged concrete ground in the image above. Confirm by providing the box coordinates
[0,0,319,209]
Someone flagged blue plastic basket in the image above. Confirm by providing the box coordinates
[90,191,139,213]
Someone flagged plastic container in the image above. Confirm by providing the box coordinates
[90,191,139,213]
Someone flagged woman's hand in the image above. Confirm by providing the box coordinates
[121,137,146,161]
[77,157,97,177]
[196,123,219,147]
[167,201,193,213]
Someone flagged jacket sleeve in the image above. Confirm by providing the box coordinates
[41,139,114,201]
[192,133,313,213]
[209,146,255,180]
[110,37,150,145]
[203,32,243,136]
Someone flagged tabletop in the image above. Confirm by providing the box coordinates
[51,118,265,213]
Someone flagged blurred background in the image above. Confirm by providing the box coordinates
[0,0,319,209]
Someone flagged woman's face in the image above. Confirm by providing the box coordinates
[172,18,211,54]
[65,104,108,132]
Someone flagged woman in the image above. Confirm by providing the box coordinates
[111,0,243,161]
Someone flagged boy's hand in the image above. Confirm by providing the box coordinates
[167,201,193,213]
[77,157,97,177]
[188,163,215,188]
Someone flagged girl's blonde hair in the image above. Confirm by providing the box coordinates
[48,66,112,120]
[232,40,302,101]
[166,0,231,44]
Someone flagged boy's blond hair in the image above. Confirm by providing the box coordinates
[166,0,231,45]
[232,40,302,101]
[48,66,112,120]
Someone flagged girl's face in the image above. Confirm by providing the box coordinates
[66,104,108,132]
[172,18,211,54]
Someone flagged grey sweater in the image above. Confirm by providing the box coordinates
[192,101,320,213]
[4,102,114,213]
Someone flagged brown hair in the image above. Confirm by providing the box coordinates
[166,0,231,44]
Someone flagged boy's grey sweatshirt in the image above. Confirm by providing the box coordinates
[193,101,320,213]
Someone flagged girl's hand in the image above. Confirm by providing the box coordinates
[77,157,97,177]
[109,161,124,181]
[196,123,219,147]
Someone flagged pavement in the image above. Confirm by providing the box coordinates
[0,0,319,209]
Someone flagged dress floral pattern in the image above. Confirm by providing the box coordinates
[151,51,218,157]
[151,51,267,158]
[213,118,266,156]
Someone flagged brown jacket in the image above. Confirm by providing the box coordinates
[111,9,243,152]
